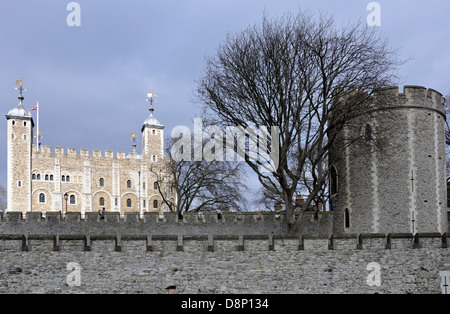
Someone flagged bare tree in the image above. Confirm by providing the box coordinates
[444,94,450,180]
[196,11,401,233]
[151,137,248,215]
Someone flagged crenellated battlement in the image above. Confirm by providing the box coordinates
[0,232,447,253]
[0,211,448,294]
[0,212,447,252]
[0,211,332,236]
[33,146,143,160]
[373,85,446,117]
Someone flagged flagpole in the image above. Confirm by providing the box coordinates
[36,101,39,152]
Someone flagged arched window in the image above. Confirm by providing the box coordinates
[345,208,350,229]
[152,155,157,162]
[66,175,70,182]
[127,180,132,188]
[143,200,146,208]
[154,182,158,190]
[62,175,66,182]
[36,174,41,180]
[127,199,132,208]
[153,200,158,209]
[330,166,338,196]
[32,174,36,180]
[99,178,104,187]
[70,195,76,205]
[50,175,54,181]
[45,174,49,181]
[99,197,105,206]
[365,124,372,139]
[39,193,45,203]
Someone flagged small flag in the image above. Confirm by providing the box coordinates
[131,131,136,138]
[31,105,38,111]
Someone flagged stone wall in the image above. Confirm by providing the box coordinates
[0,233,448,294]
[0,211,332,236]
[0,212,448,294]
[30,145,170,215]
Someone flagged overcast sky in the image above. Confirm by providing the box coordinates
[1,1,449,204]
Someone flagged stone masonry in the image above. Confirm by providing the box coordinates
[330,86,447,235]
[0,212,448,294]
[6,89,176,217]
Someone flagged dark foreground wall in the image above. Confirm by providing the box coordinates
[0,212,448,294]
[0,211,333,236]
[0,233,448,294]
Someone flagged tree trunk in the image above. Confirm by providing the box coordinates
[284,198,296,234]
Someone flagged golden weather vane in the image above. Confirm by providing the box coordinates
[15,77,26,99]
[146,89,157,111]
[130,131,137,152]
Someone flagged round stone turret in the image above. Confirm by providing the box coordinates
[329,86,447,235]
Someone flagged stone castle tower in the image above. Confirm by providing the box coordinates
[5,81,175,217]
[6,79,34,213]
[330,86,448,235]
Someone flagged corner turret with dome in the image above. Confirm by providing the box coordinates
[141,89,165,162]
[142,89,164,131]
[6,78,34,122]
[5,78,34,213]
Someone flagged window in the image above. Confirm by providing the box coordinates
[45,174,49,181]
[50,175,54,181]
[66,175,70,182]
[62,175,65,182]
[127,199,132,208]
[152,155,157,162]
[99,178,104,187]
[127,180,131,188]
[143,200,146,208]
[154,182,158,190]
[37,174,41,180]
[12,121,15,125]
[330,166,338,196]
[345,208,350,229]
[365,124,372,139]
[70,195,76,205]
[152,130,156,135]
[99,197,105,206]
[115,198,118,206]
[24,122,26,126]
[32,174,36,180]
[39,193,45,203]
[153,200,158,209]
[17,181,22,187]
